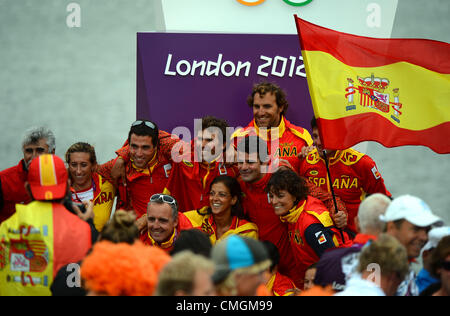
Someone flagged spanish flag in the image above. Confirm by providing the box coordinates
[294,16,450,154]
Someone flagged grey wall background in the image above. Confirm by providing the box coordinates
[0,0,448,224]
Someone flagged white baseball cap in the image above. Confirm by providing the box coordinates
[379,195,442,227]
[422,226,450,252]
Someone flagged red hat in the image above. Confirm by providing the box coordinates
[27,154,68,201]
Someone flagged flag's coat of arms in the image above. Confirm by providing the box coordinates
[345,74,402,124]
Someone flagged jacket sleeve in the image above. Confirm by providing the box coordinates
[304,223,338,258]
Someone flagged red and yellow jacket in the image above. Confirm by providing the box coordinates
[98,150,172,219]
[0,201,91,296]
[240,173,305,287]
[140,212,193,253]
[184,207,258,244]
[70,172,115,232]
[163,160,239,212]
[266,271,298,296]
[280,196,347,288]
[299,148,391,233]
[231,116,313,173]
[0,160,32,223]
[98,131,180,218]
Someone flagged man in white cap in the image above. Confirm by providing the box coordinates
[416,226,450,294]
[380,194,443,296]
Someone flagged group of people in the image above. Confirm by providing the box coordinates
[0,82,449,296]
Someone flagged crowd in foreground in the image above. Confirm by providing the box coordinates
[0,82,449,296]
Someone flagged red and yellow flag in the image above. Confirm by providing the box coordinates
[294,16,450,154]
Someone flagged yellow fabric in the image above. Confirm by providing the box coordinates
[280,199,334,228]
[279,200,306,224]
[92,176,116,232]
[0,201,54,296]
[302,50,450,130]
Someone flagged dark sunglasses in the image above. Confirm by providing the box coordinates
[150,193,177,206]
[442,261,450,271]
[132,120,156,130]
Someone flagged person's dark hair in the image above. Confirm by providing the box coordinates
[261,240,280,273]
[128,120,159,147]
[236,135,269,164]
[430,235,450,278]
[247,82,289,116]
[99,210,139,244]
[265,169,309,203]
[208,175,245,219]
[201,116,229,147]
[170,229,212,258]
[65,142,97,165]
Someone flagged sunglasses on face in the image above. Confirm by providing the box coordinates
[150,194,177,206]
[132,120,156,130]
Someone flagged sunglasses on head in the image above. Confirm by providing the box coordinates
[132,120,156,130]
[150,194,177,206]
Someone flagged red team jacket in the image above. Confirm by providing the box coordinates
[0,160,32,223]
[140,212,193,253]
[240,173,306,288]
[299,148,391,233]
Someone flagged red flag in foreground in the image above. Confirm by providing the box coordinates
[294,15,450,154]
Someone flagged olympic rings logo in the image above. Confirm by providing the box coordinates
[237,0,313,7]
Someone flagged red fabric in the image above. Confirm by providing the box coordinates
[299,149,390,234]
[140,212,193,252]
[51,203,91,277]
[317,115,450,155]
[98,152,172,218]
[353,233,377,245]
[0,160,31,223]
[240,173,304,288]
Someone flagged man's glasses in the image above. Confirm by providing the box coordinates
[132,120,156,130]
[150,194,177,206]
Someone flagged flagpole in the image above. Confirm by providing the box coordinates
[322,150,339,215]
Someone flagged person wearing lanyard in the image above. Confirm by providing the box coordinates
[66,142,116,232]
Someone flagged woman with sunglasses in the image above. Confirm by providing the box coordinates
[66,142,116,232]
[184,175,258,244]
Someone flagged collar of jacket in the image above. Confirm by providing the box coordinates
[252,116,287,141]
[279,200,307,223]
[147,228,177,249]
